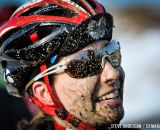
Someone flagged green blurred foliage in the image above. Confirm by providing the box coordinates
[0,66,5,89]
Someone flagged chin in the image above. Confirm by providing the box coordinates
[85,104,125,128]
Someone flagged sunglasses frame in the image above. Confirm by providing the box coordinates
[25,40,121,91]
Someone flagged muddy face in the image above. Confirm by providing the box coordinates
[53,41,124,127]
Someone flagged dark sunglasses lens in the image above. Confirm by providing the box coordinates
[104,40,121,67]
[106,50,121,67]
[85,56,102,76]
[111,50,121,67]
[65,57,102,78]
[65,60,87,78]
[64,40,121,78]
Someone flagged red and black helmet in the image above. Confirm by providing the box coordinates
[0,0,113,97]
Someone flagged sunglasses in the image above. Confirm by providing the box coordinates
[25,40,121,90]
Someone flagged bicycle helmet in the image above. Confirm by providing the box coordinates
[0,0,113,97]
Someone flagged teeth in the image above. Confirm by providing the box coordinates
[108,93,114,98]
[99,90,118,101]
[102,96,106,100]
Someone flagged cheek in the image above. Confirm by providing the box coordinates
[53,74,99,110]
[53,74,85,109]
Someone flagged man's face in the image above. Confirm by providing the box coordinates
[53,40,125,127]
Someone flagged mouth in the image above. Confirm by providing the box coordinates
[96,90,119,101]
[98,90,118,101]
[94,90,121,105]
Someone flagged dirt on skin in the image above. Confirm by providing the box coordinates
[62,76,124,126]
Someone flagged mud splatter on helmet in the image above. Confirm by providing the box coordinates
[0,0,113,97]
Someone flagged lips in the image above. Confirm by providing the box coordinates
[98,90,118,101]
[94,90,119,102]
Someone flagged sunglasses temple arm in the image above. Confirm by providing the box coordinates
[25,61,68,91]
[34,63,67,81]
[38,61,67,76]
[39,65,67,78]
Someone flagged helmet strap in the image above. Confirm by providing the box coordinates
[39,63,96,130]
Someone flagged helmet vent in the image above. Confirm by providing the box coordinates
[37,25,61,40]
[20,4,77,18]
[0,28,19,48]
[1,61,7,68]
[85,0,96,9]
[5,25,60,51]
[70,0,92,14]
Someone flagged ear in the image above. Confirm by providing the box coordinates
[32,81,54,106]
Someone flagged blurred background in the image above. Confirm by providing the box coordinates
[99,0,160,126]
[0,0,160,130]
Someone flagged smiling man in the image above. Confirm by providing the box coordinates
[51,40,125,128]
[0,0,125,130]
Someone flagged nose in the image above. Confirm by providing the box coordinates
[100,60,119,85]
